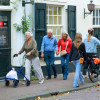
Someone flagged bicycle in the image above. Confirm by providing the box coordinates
[86,53,100,82]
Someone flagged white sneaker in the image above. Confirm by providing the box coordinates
[39,79,44,84]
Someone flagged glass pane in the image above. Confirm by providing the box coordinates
[46,6,48,15]
[53,7,57,15]
[99,10,100,17]
[0,16,7,21]
[53,27,56,35]
[49,16,53,24]
[93,18,95,25]
[96,18,98,25]
[0,0,10,6]
[46,16,48,24]
[0,27,8,46]
[93,10,95,16]
[57,26,61,35]
[49,6,52,15]
[58,7,61,15]
[56,36,61,41]
[99,18,100,25]
[58,16,61,24]
[54,16,57,24]
[0,16,8,46]
[96,9,98,17]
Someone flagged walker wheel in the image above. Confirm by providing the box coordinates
[5,80,10,86]
[13,80,18,88]
[26,81,30,86]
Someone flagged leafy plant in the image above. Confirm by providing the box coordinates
[11,0,21,10]
[13,14,32,35]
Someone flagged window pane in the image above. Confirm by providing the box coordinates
[0,0,10,6]
[58,16,61,24]
[96,9,98,17]
[54,16,57,24]
[49,16,53,24]
[99,18,100,25]
[96,18,98,25]
[99,10,100,17]
[46,16,48,24]
[0,16,7,21]
[46,6,48,15]
[53,7,57,15]
[58,7,61,15]
[93,18,95,25]
[49,6,52,15]
[57,26,61,35]
[53,27,56,35]
[93,10,95,16]
[56,36,61,41]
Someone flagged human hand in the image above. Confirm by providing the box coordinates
[56,51,59,55]
[26,52,31,56]
[41,52,44,58]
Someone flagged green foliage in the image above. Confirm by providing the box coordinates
[13,14,32,35]
[10,0,21,10]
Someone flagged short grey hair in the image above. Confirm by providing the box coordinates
[47,29,53,33]
[25,31,33,37]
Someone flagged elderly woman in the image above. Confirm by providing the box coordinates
[16,31,44,84]
[56,30,72,80]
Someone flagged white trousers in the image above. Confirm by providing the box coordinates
[25,57,44,81]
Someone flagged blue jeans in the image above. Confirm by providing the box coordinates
[73,59,84,87]
[44,52,57,77]
[61,53,69,79]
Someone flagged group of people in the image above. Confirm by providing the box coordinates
[15,28,100,88]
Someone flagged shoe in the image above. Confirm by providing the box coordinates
[54,75,57,78]
[73,86,79,88]
[63,78,67,80]
[46,77,51,80]
[39,79,44,84]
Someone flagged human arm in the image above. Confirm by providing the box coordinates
[69,43,73,62]
[41,37,45,58]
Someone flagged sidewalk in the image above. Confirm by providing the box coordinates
[0,73,100,100]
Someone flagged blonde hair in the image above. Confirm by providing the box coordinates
[73,33,82,49]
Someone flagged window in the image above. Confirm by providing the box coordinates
[0,0,10,6]
[93,9,100,25]
[47,6,63,41]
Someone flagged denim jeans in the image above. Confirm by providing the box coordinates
[61,53,69,79]
[44,52,57,77]
[73,59,84,87]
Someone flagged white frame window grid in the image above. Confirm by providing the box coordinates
[93,9,100,26]
[47,5,63,39]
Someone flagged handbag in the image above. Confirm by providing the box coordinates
[78,50,84,64]
[60,40,68,56]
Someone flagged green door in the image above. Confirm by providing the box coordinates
[68,5,76,41]
[0,11,11,77]
[94,28,100,58]
[35,3,46,53]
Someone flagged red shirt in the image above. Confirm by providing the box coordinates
[58,37,72,53]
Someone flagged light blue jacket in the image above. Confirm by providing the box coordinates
[84,36,100,53]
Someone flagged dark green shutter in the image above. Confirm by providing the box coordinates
[68,5,76,41]
[35,3,46,52]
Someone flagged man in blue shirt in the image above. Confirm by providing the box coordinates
[41,29,58,80]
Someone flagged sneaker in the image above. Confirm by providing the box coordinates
[39,79,44,84]
[46,77,51,80]
[22,82,25,85]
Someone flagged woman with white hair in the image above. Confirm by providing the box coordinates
[56,30,72,80]
[16,31,44,84]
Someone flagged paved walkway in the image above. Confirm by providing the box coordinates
[0,73,100,100]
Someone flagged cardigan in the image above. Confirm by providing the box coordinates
[69,43,86,62]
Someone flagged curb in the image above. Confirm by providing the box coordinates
[15,82,100,100]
